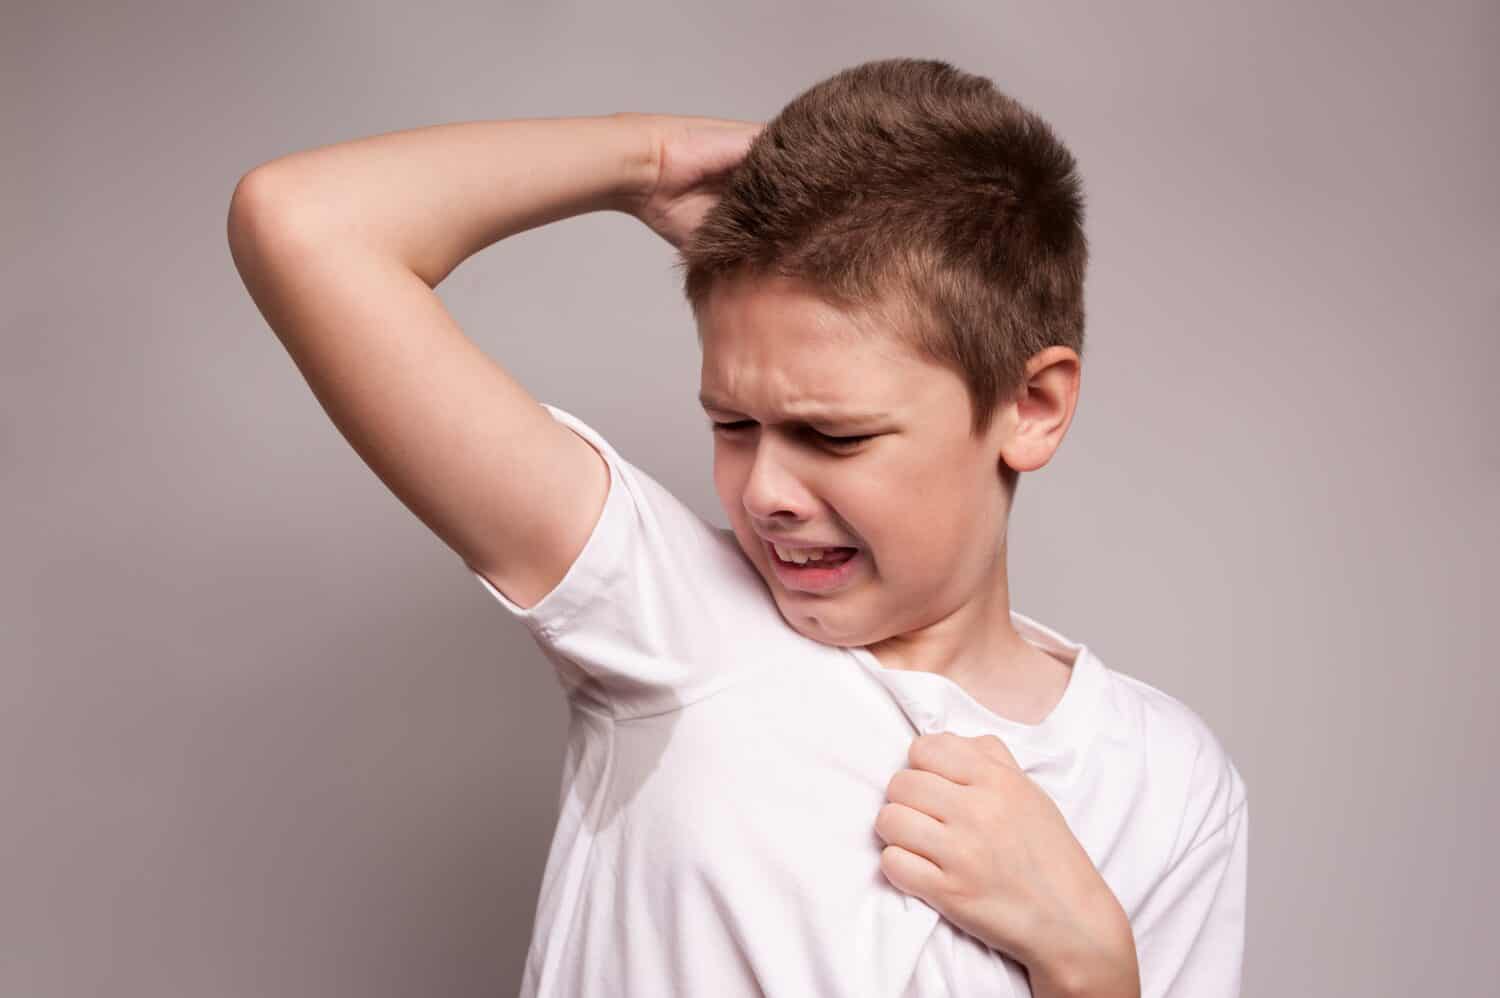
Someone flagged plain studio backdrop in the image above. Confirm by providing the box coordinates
[4,2,1495,995]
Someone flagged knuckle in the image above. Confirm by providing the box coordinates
[941,869,976,905]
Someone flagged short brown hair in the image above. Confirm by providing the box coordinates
[677,58,1088,470]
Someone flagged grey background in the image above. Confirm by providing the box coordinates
[4,1,1495,995]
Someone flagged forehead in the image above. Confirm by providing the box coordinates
[697,274,926,416]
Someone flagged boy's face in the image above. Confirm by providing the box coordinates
[697,272,1031,650]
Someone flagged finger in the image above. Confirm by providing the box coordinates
[879,844,943,898]
[886,767,963,823]
[874,801,947,865]
[907,731,986,785]
[972,733,1021,771]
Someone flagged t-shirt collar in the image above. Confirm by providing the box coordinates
[843,610,1106,773]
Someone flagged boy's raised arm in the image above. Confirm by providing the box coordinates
[226,115,657,609]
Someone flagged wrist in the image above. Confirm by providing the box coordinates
[1025,890,1138,998]
[603,111,662,216]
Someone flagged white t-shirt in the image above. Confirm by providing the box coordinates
[467,403,1249,998]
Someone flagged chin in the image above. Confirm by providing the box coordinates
[775,605,868,649]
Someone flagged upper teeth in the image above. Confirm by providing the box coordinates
[775,544,832,563]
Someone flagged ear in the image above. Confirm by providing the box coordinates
[996,347,1081,474]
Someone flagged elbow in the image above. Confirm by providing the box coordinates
[227,165,325,251]
[226,167,327,283]
[228,166,280,234]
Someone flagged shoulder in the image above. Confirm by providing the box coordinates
[1097,661,1249,858]
[542,402,727,553]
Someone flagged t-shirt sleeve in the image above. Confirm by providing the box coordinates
[1132,778,1250,998]
[464,402,781,720]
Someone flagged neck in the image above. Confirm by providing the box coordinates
[863,560,1074,724]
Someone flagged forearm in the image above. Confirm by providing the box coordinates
[235,113,656,286]
[1030,951,1139,998]
[1022,890,1140,998]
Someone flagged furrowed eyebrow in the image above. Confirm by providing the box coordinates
[697,393,887,425]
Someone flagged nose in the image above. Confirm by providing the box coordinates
[740,435,817,524]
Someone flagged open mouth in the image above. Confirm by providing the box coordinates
[764,541,863,592]
[770,545,858,567]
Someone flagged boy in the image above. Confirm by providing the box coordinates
[228,58,1247,998]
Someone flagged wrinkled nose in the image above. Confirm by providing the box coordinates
[740,437,817,524]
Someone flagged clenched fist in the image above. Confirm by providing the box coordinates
[876,731,1139,996]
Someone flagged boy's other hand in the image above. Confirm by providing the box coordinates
[612,111,764,250]
[876,732,1140,997]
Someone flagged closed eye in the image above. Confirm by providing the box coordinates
[708,420,875,448]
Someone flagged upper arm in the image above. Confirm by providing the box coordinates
[227,170,609,610]
[1134,799,1249,998]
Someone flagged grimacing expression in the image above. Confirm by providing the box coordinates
[697,273,1016,649]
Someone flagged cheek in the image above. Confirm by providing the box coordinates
[862,473,966,570]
